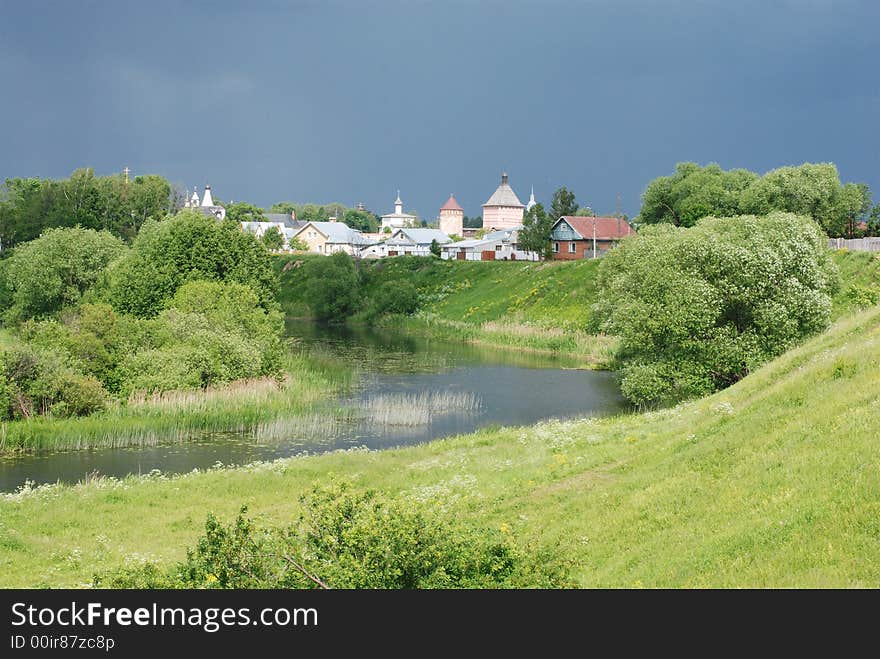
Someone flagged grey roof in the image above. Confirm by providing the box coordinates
[387,228,451,246]
[483,180,524,208]
[299,221,376,245]
[443,228,519,250]
[265,213,305,230]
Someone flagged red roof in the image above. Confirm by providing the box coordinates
[556,216,636,240]
[440,194,463,212]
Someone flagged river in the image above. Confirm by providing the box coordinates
[0,321,626,491]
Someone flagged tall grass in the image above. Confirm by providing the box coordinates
[0,353,355,454]
[359,391,482,426]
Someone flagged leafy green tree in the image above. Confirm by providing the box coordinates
[343,208,379,233]
[2,227,126,323]
[574,207,596,216]
[639,163,758,227]
[262,225,285,251]
[463,215,483,229]
[225,202,267,224]
[300,252,360,323]
[429,239,442,257]
[519,203,554,260]
[269,202,298,215]
[288,236,309,251]
[867,204,880,237]
[550,186,579,220]
[593,212,837,407]
[105,210,276,318]
[0,169,172,248]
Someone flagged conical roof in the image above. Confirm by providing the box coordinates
[440,194,463,211]
[483,172,524,208]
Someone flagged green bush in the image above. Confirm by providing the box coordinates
[369,280,421,318]
[300,252,360,323]
[104,210,277,318]
[594,212,837,407]
[96,482,570,589]
[2,227,126,323]
[0,344,107,420]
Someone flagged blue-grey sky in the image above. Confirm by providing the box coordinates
[1,0,877,220]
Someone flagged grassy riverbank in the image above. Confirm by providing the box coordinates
[2,301,878,587]
[0,351,353,454]
[275,255,617,360]
[276,250,879,362]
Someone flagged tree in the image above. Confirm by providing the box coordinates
[868,203,880,237]
[2,227,127,324]
[105,210,276,318]
[593,212,837,408]
[639,163,757,227]
[288,236,309,251]
[429,239,442,257]
[574,207,596,217]
[225,202,267,224]
[518,203,554,260]
[550,186,578,220]
[262,225,285,251]
[300,252,360,323]
[269,202,298,216]
[0,169,173,248]
[463,215,483,229]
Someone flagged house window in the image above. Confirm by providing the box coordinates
[569,242,576,253]
[553,242,560,253]
[317,244,323,253]
[495,244,502,251]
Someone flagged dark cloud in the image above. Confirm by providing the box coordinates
[1,0,877,218]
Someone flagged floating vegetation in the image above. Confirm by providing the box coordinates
[358,391,482,427]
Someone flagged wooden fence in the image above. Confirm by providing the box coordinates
[828,238,880,252]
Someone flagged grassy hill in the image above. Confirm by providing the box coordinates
[276,249,879,326]
[275,255,601,329]
[2,297,879,587]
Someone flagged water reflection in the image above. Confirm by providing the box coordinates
[0,322,625,491]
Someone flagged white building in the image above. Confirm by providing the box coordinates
[184,184,226,220]
[441,227,537,261]
[380,191,419,231]
[292,221,376,256]
[380,228,451,257]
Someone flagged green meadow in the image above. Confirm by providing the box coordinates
[2,298,878,587]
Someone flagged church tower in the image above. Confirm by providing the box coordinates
[439,194,464,236]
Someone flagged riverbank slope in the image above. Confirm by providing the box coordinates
[2,300,878,587]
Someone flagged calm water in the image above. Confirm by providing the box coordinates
[0,322,625,491]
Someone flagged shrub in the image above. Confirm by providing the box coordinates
[104,210,277,317]
[593,212,838,407]
[2,227,126,323]
[96,482,570,589]
[371,280,421,317]
[300,252,360,323]
[0,344,107,420]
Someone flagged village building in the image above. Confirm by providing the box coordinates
[525,186,537,211]
[240,212,307,251]
[385,228,451,257]
[441,227,537,261]
[184,184,227,220]
[380,191,419,231]
[549,216,636,260]
[438,194,464,236]
[292,220,376,256]
[482,173,525,230]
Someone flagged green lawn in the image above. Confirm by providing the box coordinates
[3,301,879,588]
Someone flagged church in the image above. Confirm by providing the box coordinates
[482,173,528,231]
[184,184,226,220]
[380,191,418,231]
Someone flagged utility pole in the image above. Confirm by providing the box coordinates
[592,217,597,259]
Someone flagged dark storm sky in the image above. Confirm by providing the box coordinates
[1,0,877,220]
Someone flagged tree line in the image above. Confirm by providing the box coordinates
[0,168,176,248]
